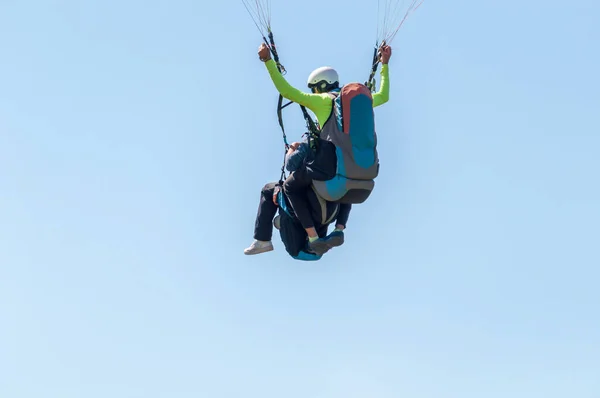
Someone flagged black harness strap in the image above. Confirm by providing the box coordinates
[276,94,289,147]
[263,32,292,183]
[266,31,322,183]
[366,41,383,92]
[300,105,320,152]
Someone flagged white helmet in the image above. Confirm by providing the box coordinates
[307,66,339,92]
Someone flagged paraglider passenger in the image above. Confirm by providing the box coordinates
[244,142,350,258]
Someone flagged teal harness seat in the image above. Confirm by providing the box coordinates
[312,83,379,204]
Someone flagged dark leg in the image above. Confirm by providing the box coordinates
[316,223,329,239]
[278,210,309,258]
[253,182,279,241]
[283,140,338,255]
[336,203,352,228]
[321,203,350,249]
[282,168,316,230]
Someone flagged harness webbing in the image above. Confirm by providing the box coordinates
[265,32,320,183]
[366,41,383,92]
[262,32,291,182]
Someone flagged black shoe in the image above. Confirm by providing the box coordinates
[308,238,330,256]
[324,230,344,248]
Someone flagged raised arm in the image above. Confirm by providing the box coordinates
[372,44,392,108]
[258,43,330,113]
[372,64,389,107]
[264,59,330,112]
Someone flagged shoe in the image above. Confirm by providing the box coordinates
[324,230,344,248]
[244,240,273,255]
[273,215,280,230]
[307,238,330,256]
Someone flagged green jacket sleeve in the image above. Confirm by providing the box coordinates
[372,64,390,107]
[265,59,331,115]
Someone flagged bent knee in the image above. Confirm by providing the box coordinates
[262,182,277,193]
[282,176,294,193]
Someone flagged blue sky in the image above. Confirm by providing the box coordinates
[1,0,599,397]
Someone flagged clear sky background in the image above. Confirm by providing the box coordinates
[1,1,599,397]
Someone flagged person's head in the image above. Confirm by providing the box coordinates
[285,141,309,172]
[307,66,339,93]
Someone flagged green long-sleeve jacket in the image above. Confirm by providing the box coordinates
[264,59,389,127]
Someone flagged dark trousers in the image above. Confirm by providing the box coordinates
[282,166,315,230]
[252,182,329,258]
[283,139,338,230]
[336,203,352,228]
[253,182,278,241]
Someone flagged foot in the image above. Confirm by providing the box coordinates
[244,240,273,255]
[307,238,330,256]
[324,230,344,248]
[273,215,280,230]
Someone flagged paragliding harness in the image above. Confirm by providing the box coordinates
[272,38,385,206]
[265,32,383,183]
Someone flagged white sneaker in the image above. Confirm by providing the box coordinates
[244,240,274,255]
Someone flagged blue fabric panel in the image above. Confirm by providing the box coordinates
[277,191,292,218]
[325,146,348,200]
[293,251,322,261]
[349,94,375,168]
